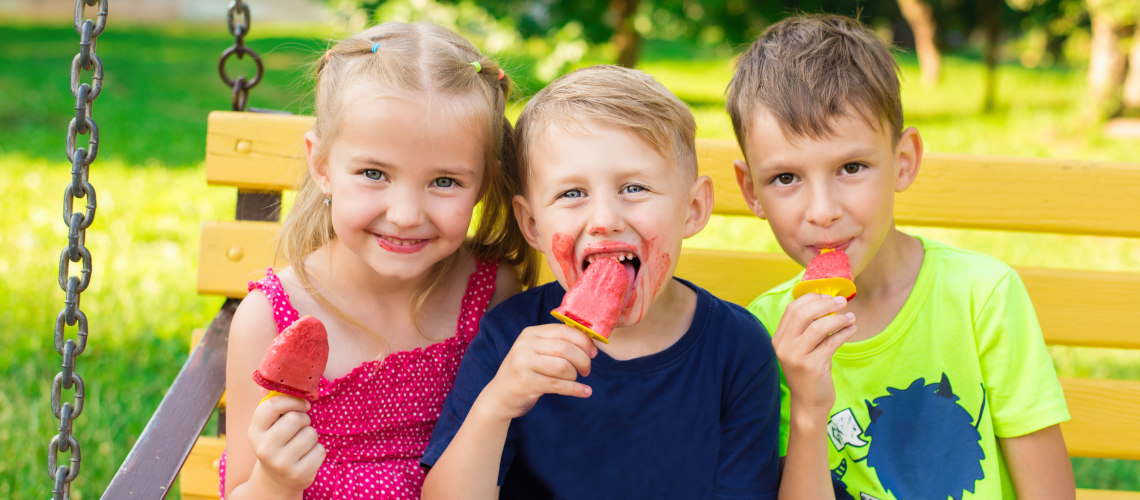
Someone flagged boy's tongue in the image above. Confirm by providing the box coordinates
[550,257,635,343]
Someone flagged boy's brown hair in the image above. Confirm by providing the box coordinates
[726,14,902,156]
[514,65,698,191]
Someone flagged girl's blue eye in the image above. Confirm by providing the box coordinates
[773,173,796,185]
[842,163,864,175]
[363,169,383,180]
[561,189,583,199]
[434,177,456,188]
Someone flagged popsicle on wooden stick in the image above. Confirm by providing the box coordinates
[551,257,634,344]
[252,315,329,402]
[792,248,857,300]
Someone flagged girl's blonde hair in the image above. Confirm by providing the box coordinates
[278,22,537,336]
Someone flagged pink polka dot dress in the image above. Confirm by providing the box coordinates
[220,260,498,499]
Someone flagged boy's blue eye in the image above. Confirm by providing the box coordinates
[773,173,796,185]
[434,177,456,188]
[363,169,384,181]
[622,184,646,194]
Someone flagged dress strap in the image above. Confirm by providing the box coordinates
[455,259,498,341]
[248,268,301,333]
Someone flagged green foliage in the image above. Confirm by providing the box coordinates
[2,21,1139,498]
[0,23,324,166]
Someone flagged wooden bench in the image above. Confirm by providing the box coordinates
[111,110,1140,499]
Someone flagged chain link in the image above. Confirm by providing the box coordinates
[49,0,105,497]
[219,0,263,111]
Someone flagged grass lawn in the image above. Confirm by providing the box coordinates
[2,21,1138,498]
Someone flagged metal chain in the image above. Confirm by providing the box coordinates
[48,0,105,497]
[219,0,263,111]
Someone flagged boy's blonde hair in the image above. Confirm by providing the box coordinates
[279,22,538,334]
[514,65,697,191]
[726,14,903,155]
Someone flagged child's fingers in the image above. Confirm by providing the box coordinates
[297,442,327,475]
[249,395,309,433]
[814,323,857,358]
[540,375,593,399]
[533,338,593,377]
[281,421,321,459]
[775,294,848,344]
[797,312,856,354]
[540,323,599,358]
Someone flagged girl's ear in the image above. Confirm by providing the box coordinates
[512,194,544,252]
[894,127,923,192]
[734,159,767,219]
[683,175,714,238]
[305,131,331,194]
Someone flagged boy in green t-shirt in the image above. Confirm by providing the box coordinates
[725,14,1074,500]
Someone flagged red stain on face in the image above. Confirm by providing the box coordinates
[551,232,676,329]
[551,232,578,285]
[618,235,671,326]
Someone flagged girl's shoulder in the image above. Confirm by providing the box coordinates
[489,260,522,308]
[229,279,283,359]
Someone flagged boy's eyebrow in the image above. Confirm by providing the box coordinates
[754,147,881,171]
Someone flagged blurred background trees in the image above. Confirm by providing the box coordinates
[326,0,1140,121]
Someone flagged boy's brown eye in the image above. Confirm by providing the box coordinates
[842,163,864,174]
[775,174,795,185]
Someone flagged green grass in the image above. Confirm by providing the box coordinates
[2,22,1139,498]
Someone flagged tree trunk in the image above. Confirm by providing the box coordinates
[611,0,641,68]
[981,3,1001,112]
[1087,9,1127,117]
[897,0,940,86]
[1122,24,1140,111]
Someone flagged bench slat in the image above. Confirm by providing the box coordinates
[1077,490,1140,500]
[197,220,286,297]
[102,303,233,500]
[205,111,311,191]
[181,436,225,500]
[1060,378,1140,460]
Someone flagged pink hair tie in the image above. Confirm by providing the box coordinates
[497,68,505,80]
[324,50,331,62]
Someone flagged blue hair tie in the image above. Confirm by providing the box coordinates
[371,42,381,53]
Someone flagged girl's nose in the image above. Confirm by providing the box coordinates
[386,186,426,228]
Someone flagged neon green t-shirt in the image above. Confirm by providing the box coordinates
[748,236,1069,500]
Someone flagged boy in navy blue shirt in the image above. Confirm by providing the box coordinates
[421,65,781,500]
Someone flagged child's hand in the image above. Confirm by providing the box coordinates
[481,323,597,420]
[773,294,857,418]
[247,395,326,495]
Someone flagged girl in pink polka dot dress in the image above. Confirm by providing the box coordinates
[221,22,537,500]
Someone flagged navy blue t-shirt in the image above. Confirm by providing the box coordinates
[423,278,780,500]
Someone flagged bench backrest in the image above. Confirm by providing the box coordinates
[198,110,1140,495]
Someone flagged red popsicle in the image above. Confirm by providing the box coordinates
[792,248,857,300]
[551,257,634,344]
[252,315,329,401]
